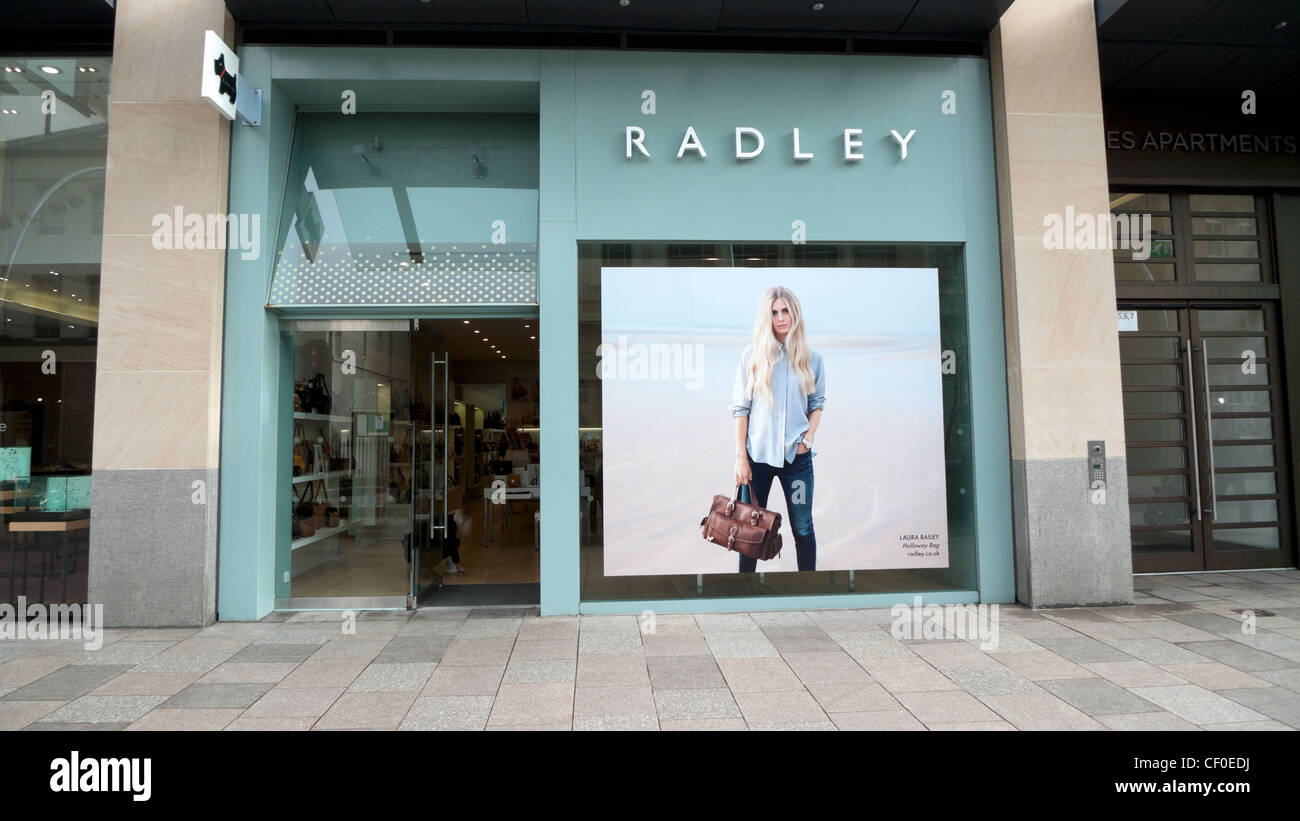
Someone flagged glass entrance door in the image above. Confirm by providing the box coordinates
[278,320,419,607]
[1121,304,1293,572]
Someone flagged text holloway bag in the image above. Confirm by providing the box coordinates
[700,484,783,561]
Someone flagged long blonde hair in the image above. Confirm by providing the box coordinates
[747,286,816,405]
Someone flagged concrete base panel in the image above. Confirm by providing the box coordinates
[1012,456,1133,608]
[88,469,219,627]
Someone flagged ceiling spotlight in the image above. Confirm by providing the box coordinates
[49,270,59,276]
[501,355,506,359]
[87,67,97,72]
[462,320,469,324]
[67,325,73,329]
[530,336,536,340]
[473,329,480,334]
[619,0,631,6]
[39,65,60,75]
[1275,20,1289,30]
[36,397,42,402]
[812,2,825,9]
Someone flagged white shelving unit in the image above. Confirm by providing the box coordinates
[290,520,354,551]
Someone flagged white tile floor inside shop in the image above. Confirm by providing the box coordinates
[1,570,1299,730]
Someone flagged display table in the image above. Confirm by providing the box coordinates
[482,477,592,549]
[6,510,90,602]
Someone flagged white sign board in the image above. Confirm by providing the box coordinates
[1117,310,1138,332]
[200,30,238,120]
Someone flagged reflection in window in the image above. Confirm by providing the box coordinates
[0,55,111,606]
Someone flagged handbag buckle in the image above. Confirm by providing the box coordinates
[725,501,735,516]
[749,510,760,526]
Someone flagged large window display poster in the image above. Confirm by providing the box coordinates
[598,267,949,576]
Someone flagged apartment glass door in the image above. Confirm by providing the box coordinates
[1121,304,1292,571]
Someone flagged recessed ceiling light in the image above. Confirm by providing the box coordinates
[40,65,60,75]
[462,320,469,324]
[1276,20,1289,30]
[812,2,825,10]
[67,325,73,329]
[49,270,59,276]
[473,329,479,334]
[619,0,631,6]
[530,336,536,340]
[36,397,42,402]
[87,67,97,72]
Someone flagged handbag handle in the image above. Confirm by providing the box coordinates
[726,483,759,517]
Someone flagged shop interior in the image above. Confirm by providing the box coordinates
[282,317,544,604]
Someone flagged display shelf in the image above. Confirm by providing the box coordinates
[291,520,354,550]
[293,412,350,424]
[291,470,350,485]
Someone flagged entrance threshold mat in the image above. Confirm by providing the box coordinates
[418,582,540,608]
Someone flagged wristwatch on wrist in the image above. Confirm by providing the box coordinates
[800,435,814,448]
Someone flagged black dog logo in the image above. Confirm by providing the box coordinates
[213,53,237,106]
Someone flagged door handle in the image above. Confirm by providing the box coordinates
[1200,344,1218,521]
[1185,339,1201,521]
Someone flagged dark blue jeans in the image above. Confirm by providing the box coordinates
[738,449,816,572]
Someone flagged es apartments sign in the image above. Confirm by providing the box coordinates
[625,126,919,162]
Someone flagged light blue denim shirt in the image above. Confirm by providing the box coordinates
[729,343,826,467]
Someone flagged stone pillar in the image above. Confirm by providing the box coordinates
[990,0,1133,607]
[88,0,234,626]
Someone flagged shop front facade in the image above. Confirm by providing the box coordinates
[9,0,1296,626]
[213,44,1017,619]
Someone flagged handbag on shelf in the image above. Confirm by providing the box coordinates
[313,482,328,528]
[700,483,783,561]
[302,373,330,415]
[294,482,316,538]
[322,482,340,528]
[292,423,308,477]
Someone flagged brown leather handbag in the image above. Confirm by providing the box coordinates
[700,484,783,561]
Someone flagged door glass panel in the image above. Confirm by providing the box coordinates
[1131,502,1190,526]
[1198,310,1264,331]
[1128,474,1188,497]
[1134,310,1179,331]
[1128,446,1186,470]
[1131,530,1193,553]
[1114,240,1174,259]
[1192,240,1258,259]
[1210,390,1271,412]
[1189,194,1255,212]
[1125,418,1185,441]
[1212,444,1274,468]
[1204,337,1266,358]
[1115,263,1175,281]
[1215,472,1276,495]
[1120,337,1179,358]
[1207,363,1268,385]
[1121,364,1181,387]
[1211,417,1272,441]
[1111,193,1170,211]
[1216,500,1278,524]
[1123,391,1183,414]
[1194,264,1262,281]
[282,324,414,600]
[1212,528,1280,551]
[1191,217,1256,235]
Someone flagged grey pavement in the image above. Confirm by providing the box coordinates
[2,569,1300,730]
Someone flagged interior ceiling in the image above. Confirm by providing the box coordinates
[429,318,537,364]
[1098,0,1300,92]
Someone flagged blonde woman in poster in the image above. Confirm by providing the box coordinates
[729,285,826,572]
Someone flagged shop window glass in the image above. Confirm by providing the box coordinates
[578,243,977,602]
[0,55,110,606]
